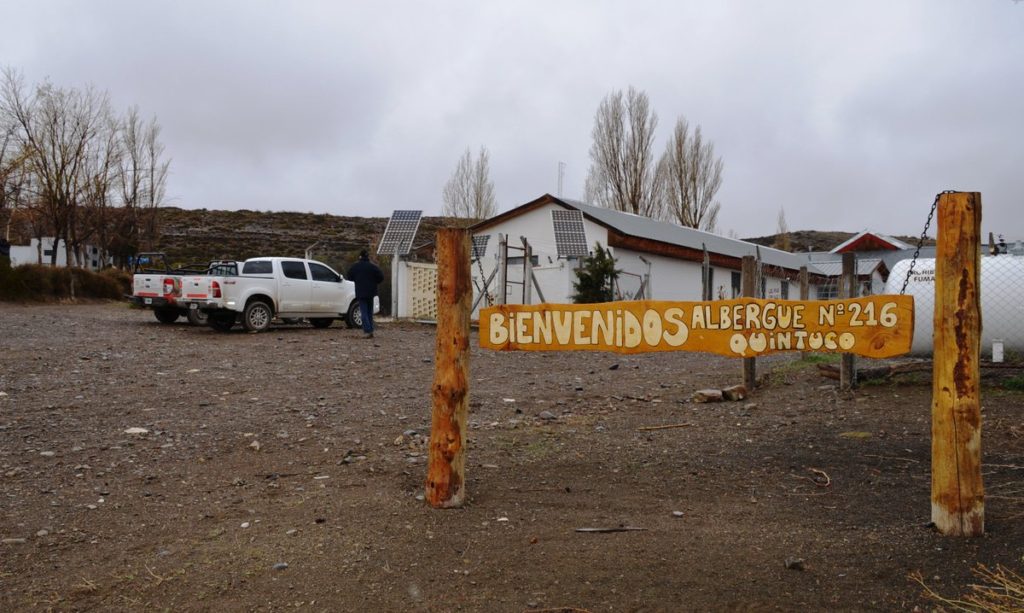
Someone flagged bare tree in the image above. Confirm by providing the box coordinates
[109,106,169,262]
[1,68,111,265]
[1,118,32,241]
[442,146,497,226]
[774,207,791,251]
[656,117,722,232]
[584,86,661,218]
[74,112,120,267]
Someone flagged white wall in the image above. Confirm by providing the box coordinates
[470,203,609,317]
[8,238,106,270]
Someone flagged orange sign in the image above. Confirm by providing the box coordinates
[480,296,914,358]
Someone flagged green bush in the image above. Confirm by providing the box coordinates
[572,244,621,303]
[1004,374,1024,392]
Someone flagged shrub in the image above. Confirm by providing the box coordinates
[0,261,131,302]
[1004,374,1024,392]
[572,244,620,303]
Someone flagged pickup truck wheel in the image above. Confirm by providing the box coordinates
[209,313,235,332]
[309,318,333,329]
[243,300,273,332]
[186,309,209,326]
[154,307,179,324]
[346,300,361,329]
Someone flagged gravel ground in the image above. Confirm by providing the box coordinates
[1,302,1022,612]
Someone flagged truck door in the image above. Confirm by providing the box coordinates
[308,261,345,313]
[278,260,312,312]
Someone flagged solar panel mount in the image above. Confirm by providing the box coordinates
[377,210,422,256]
[551,209,589,257]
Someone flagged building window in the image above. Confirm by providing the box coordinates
[818,285,838,300]
[781,281,789,299]
[731,272,741,298]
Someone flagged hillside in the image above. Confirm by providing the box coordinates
[152,207,451,270]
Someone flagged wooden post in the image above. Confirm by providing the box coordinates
[931,192,984,536]
[741,255,756,390]
[497,234,508,305]
[425,228,472,508]
[840,252,857,390]
[522,237,533,305]
[701,243,711,301]
[799,266,809,360]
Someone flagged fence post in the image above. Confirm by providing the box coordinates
[840,253,857,390]
[425,228,472,508]
[497,234,508,305]
[931,192,984,536]
[799,266,809,359]
[522,237,533,305]
[741,255,756,390]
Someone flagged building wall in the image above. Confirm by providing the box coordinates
[8,238,106,270]
[398,202,827,320]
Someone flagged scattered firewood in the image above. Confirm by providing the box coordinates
[817,361,930,381]
[637,423,695,432]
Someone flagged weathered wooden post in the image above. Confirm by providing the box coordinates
[497,234,508,305]
[741,255,756,390]
[425,228,472,508]
[931,192,984,536]
[522,237,533,305]
[799,266,809,359]
[840,252,857,390]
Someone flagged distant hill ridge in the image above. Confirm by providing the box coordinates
[152,206,919,268]
[153,207,450,269]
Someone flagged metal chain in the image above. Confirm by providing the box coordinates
[473,236,492,307]
[900,190,957,295]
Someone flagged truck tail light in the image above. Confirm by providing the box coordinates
[211,281,221,298]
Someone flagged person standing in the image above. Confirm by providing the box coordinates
[347,249,384,338]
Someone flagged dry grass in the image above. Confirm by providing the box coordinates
[911,564,1024,612]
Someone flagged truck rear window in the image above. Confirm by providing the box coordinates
[243,261,273,275]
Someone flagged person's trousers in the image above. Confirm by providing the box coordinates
[358,297,374,334]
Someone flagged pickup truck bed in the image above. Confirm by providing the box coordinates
[129,253,239,325]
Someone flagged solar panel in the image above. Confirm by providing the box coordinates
[377,210,422,255]
[551,209,589,257]
[471,234,490,260]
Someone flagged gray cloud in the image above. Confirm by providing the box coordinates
[3,0,1021,240]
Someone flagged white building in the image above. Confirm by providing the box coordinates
[8,238,107,271]
[460,194,828,318]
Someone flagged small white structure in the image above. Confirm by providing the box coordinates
[461,194,827,318]
[8,238,107,271]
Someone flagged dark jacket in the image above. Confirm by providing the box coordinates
[348,257,384,299]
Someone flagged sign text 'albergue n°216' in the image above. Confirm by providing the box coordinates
[479,296,914,359]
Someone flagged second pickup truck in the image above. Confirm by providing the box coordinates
[179,257,375,332]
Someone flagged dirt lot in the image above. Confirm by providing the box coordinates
[1,302,1022,612]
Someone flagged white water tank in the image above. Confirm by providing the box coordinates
[884,255,1024,356]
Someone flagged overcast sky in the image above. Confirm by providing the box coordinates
[3,0,1022,239]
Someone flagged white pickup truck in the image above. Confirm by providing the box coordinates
[178,257,374,332]
[129,253,239,325]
